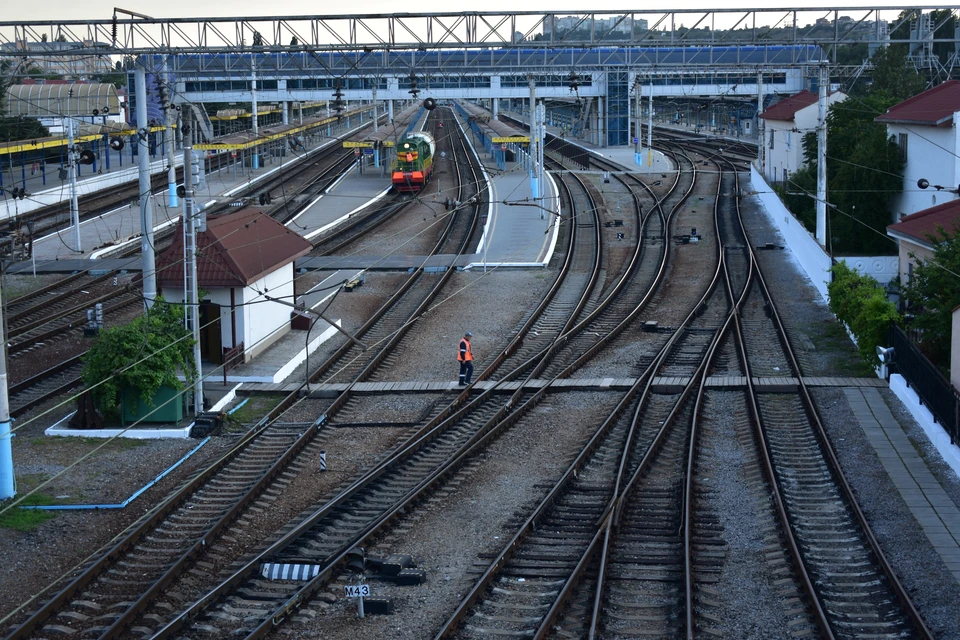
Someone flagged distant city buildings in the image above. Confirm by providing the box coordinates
[0,39,114,79]
[544,15,648,37]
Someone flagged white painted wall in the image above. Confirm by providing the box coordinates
[888,118,960,218]
[241,266,297,360]
[751,165,832,300]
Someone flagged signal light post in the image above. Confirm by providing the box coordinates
[65,118,81,253]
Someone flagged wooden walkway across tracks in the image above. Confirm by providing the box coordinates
[239,376,888,397]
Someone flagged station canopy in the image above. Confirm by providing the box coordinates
[4,83,121,118]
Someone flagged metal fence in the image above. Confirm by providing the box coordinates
[890,325,960,444]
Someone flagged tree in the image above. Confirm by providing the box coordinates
[869,46,926,102]
[793,92,904,255]
[81,298,196,420]
[900,224,960,367]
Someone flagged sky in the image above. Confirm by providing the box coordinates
[2,2,943,24]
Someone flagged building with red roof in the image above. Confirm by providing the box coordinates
[886,198,960,282]
[758,89,846,187]
[875,80,960,218]
[156,209,312,365]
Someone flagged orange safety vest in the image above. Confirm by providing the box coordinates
[458,338,473,362]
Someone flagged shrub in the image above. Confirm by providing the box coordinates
[81,297,195,419]
[827,262,900,366]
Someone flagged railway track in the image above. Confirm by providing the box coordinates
[4,119,934,640]
[434,151,934,639]
[0,107,480,640]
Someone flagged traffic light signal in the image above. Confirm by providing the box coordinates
[159,84,171,111]
[408,71,420,98]
[345,547,366,574]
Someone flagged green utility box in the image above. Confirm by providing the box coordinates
[121,384,184,426]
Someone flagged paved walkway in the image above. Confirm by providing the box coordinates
[846,387,960,583]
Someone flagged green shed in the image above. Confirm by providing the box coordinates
[121,384,184,426]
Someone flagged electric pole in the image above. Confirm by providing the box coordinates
[136,62,157,309]
[183,140,204,415]
[66,118,81,252]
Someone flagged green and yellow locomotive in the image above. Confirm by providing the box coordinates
[391,132,436,192]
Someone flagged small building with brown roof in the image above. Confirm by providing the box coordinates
[156,210,312,365]
[886,198,960,283]
[876,80,960,218]
[758,89,846,186]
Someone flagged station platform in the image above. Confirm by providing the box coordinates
[452,106,559,269]
[17,119,371,263]
[2,147,182,221]
[542,119,674,175]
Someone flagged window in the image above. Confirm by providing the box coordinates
[898,133,908,161]
[785,130,791,151]
[783,169,789,185]
[769,129,775,149]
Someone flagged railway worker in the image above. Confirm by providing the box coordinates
[458,331,474,386]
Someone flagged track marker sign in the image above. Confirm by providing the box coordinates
[345,584,371,598]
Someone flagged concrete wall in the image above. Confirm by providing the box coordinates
[751,165,832,300]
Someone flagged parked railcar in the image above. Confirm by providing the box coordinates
[392,132,436,192]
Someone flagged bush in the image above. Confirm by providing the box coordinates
[81,298,195,420]
[828,262,900,366]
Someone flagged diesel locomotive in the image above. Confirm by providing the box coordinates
[391,132,436,192]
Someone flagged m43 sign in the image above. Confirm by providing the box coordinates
[345,584,371,598]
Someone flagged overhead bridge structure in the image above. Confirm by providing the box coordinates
[4,7,960,146]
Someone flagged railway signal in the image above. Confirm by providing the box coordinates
[408,70,420,98]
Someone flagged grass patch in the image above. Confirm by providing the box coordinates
[227,396,283,427]
[809,320,877,377]
[0,494,57,531]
